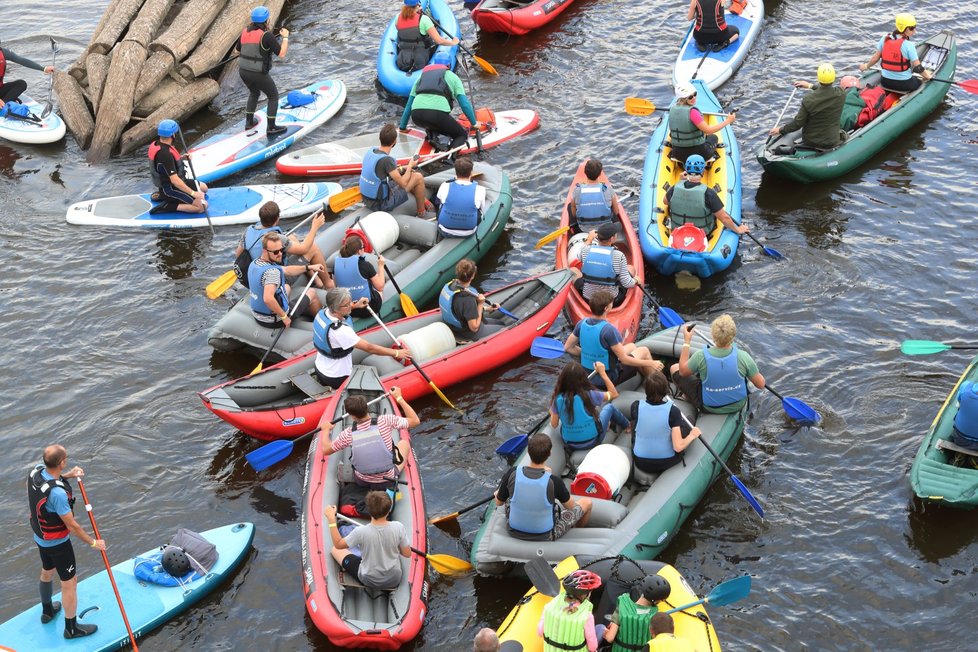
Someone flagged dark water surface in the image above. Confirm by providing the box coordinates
[2,1,977,650]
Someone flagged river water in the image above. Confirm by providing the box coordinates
[2,1,977,650]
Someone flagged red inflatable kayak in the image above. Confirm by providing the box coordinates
[471,0,581,35]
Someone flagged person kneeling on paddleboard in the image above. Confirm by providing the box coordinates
[236,6,289,136]
[399,51,477,155]
[686,0,739,50]
[664,155,746,238]
[149,119,208,213]
[0,43,54,103]
[435,156,486,238]
[324,491,411,591]
[360,123,432,218]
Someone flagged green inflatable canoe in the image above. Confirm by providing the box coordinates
[910,354,978,509]
[757,31,956,183]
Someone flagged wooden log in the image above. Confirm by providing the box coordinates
[87,40,146,162]
[177,0,254,81]
[90,0,148,55]
[125,0,175,49]
[118,78,220,156]
[85,52,110,113]
[215,0,285,90]
[69,0,133,79]
[52,72,95,149]
[133,50,176,102]
[133,77,183,117]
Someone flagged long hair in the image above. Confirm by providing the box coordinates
[400,5,417,20]
[551,361,597,425]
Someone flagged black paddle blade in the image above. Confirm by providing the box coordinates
[524,557,560,597]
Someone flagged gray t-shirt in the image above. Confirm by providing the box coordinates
[344,520,409,589]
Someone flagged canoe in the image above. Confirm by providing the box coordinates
[200,269,574,440]
[555,161,644,344]
[470,325,747,575]
[206,161,512,361]
[909,354,978,509]
[471,0,581,36]
[276,109,539,177]
[672,0,764,91]
[638,79,742,278]
[65,182,341,229]
[496,555,721,652]
[300,366,428,649]
[0,522,254,651]
[757,31,956,183]
[0,95,65,144]
[377,0,460,98]
[188,79,346,184]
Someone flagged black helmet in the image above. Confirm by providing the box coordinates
[161,545,191,577]
[639,575,670,602]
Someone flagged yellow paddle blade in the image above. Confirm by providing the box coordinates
[250,361,263,375]
[473,55,498,76]
[624,97,657,116]
[535,225,570,250]
[328,186,361,213]
[427,511,460,526]
[425,553,473,575]
[206,269,238,299]
[429,382,460,412]
[400,293,419,317]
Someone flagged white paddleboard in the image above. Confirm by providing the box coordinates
[672,0,764,91]
[0,95,65,144]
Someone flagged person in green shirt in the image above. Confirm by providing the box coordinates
[838,75,865,131]
[399,51,477,153]
[768,63,847,150]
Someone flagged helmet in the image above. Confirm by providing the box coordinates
[817,63,836,85]
[404,0,420,5]
[638,575,671,602]
[684,154,706,175]
[251,6,270,23]
[562,569,602,598]
[675,82,696,100]
[161,546,191,577]
[895,13,916,33]
[157,119,179,137]
[432,51,453,67]
[839,75,860,90]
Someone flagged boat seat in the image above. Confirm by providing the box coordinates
[936,439,978,458]
[289,369,335,399]
[338,570,393,599]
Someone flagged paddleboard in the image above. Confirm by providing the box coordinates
[0,95,66,144]
[189,79,347,184]
[65,182,341,229]
[672,0,764,91]
[276,108,540,177]
[0,522,254,651]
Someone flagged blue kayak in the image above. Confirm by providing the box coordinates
[0,522,254,651]
[377,0,460,98]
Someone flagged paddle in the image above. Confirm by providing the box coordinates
[423,10,498,76]
[525,556,561,597]
[427,495,494,526]
[634,284,686,329]
[364,304,459,411]
[744,231,784,260]
[929,78,978,94]
[663,574,751,613]
[768,87,798,141]
[77,479,140,651]
[175,128,215,236]
[535,225,571,250]
[623,97,730,118]
[901,340,978,356]
[531,335,566,360]
[39,37,59,119]
[496,433,530,457]
[334,513,473,574]
[384,263,419,317]
[250,273,319,375]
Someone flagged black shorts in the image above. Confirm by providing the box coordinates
[37,540,77,581]
[161,182,196,205]
[340,552,363,579]
[314,369,348,389]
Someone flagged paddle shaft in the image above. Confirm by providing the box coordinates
[254,273,318,370]
[41,38,57,117]
[429,494,494,524]
[771,87,798,132]
[175,129,215,235]
[423,9,488,72]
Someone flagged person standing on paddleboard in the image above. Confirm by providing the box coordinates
[27,444,106,639]
[0,42,54,103]
[236,6,289,137]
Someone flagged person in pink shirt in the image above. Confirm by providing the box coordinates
[667,82,736,167]
[538,570,606,651]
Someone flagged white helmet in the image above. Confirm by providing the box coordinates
[675,83,696,99]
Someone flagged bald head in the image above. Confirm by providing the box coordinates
[43,445,66,470]
[473,627,500,652]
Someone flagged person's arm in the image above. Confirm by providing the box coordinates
[672,424,701,452]
[283,262,325,277]
[367,257,385,293]
[465,294,485,333]
[494,468,513,506]
[583,613,599,652]
[610,193,624,221]
[716,208,747,234]
[604,621,619,643]
[860,39,884,71]
[59,511,106,550]
[611,342,658,371]
[400,84,419,130]
[323,505,349,549]
[614,252,636,288]
[390,386,420,428]
[276,28,289,58]
[686,0,697,21]
[677,324,696,376]
[3,49,47,72]
[748,371,765,389]
[593,362,617,400]
[564,332,581,356]
[425,26,459,46]
[287,211,326,256]
[355,336,413,362]
[167,171,200,197]
[695,108,736,136]
[456,93,477,126]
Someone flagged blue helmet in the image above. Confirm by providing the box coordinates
[157,119,179,138]
[432,51,453,67]
[251,6,270,23]
[684,154,706,175]
[403,0,420,5]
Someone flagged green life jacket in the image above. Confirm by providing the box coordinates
[543,593,593,652]
[668,104,705,148]
[668,182,714,232]
[611,594,657,652]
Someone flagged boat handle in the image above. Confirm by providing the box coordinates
[535,321,550,331]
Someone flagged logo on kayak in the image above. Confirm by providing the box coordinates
[282,417,306,427]
[657,531,668,544]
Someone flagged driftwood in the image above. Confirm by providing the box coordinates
[133,77,183,117]
[126,0,175,47]
[68,0,137,80]
[178,0,255,81]
[85,53,110,113]
[52,72,95,149]
[118,78,220,155]
[90,0,148,55]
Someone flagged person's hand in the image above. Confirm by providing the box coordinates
[725,110,736,125]
[377,254,385,267]
[858,62,868,72]
[92,539,106,551]
[43,66,54,74]
[683,323,695,342]
[397,346,412,362]
[792,80,811,90]
[652,359,664,372]
[768,125,781,136]
[736,223,749,235]
[355,297,370,308]
[390,386,403,401]
[690,426,703,439]
[194,190,205,199]
[323,505,336,522]
[452,37,460,45]
[279,28,290,38]
[923,69,933,80]
[311,211,326,229]
[476,293,486,305]
[63,466,84,479]
[594,361,606,374]
[281,315,292,328]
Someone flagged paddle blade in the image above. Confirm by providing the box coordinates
[782,396,819,425]
[535,225,570,249]
[250,361,264,375]
[730,475,765,519]
[39,101,53,119]
[530,336,566,359]
[424,553,473,575]
[624,97,657,116]
[245,439,296,472]
[328,186,361,212]
[901,340,953,355]
[705,575,751,607]
[206,269,238,299]
[473,55,498,76]
[762,245,785,260]
[430,382,459,412]
[400,293,419,317]
[496,434,528,457]
[657,306,685,329]
[524,557,561,597]
[496,305,519,320]
[957,79,978,94]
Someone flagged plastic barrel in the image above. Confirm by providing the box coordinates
[397,322,457,364]
[356,211,400,253]
[570,444,631,499]
[568,232,588,264]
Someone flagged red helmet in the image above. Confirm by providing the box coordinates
[562,569,602,597]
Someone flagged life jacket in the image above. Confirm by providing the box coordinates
[669,182,714,232]
[610,593,658,652]
[555,394,600,446]
[239,26,270,74]
[581,245,617,286]
[438,181,480,233]
[359,148,391,202]
[574,183,612,229]
[668,104,706,148]
[349,418,396,476]
[438,280,477,330]
[416,64,454,108]
[234,224,283,289]
[28,466,75,541]
[954,383,978,443]
[248,260,288,316]
[649,633,696,651]
[148,139,185,189]
[881,35,911,74]
[702,346,747,408]
[313,310,356,359]
[395,12,432,72]
[579,318,610,372]
[694,0,727,36]
[507,467,555,536]
[334,255,371,302]
[856,85,887,128]
[0,49,7,84]
[633,400,676,459]
[542,594,593,652]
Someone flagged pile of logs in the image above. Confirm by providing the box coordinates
[53,0,284,162]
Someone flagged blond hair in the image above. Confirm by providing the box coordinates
[711,314,737,348]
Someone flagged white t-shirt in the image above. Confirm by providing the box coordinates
[314,309,361,378]
[436,179,487,237]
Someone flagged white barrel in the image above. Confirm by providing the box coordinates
[570,444,631,500]
[397,322,457,364]
[567,232,588,264]
[358,211,400,253]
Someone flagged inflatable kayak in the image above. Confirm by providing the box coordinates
[377,0,460,98]
[556,161,644,344]
[757,31,956,183]
[471,0,581,36]
[188,79,346,184]
[909,353,978,508]
[672,0,763,91]
[301,366,428,649]
[200,269,574,440]
[65,182,341,229]
[496,555,721,651]
[0,522,254,651]
[0,95,66,144]
[276,109,540,177]
[470,325,747,575]
[638,79,742,278]
[207,162,512,360]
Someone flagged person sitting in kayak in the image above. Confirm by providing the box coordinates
[312,288,412,390]
[769,64,847,150]
[248,233,324,328]
[649,612,697,650]
[859,13,932,94]
[0,43,54,103]
[572,222,637,308]
[630,371,702,474]
[235,201,332,289]
[494,432,593,541]
[235,6,290,136]
[686,0,740,50]
[602,574,672,651]
[839,76,887,131]
[550,360,628,452]
[149,119,209,214]
[670,316,765,414]
[951,381,978,452]
[439,259,504,342]
[664,155,747,237]
[395,0,459,73]
[360,123,432,218]
[668,83,735,166]
[567,158,623,234]
[538,570,606,651]
[323,491,411,590]
[334,235,385,318]
[564,290,662,389]
[436,156,486,238]
[399,51,478,154]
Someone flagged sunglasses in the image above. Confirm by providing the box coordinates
[265,247,284,255]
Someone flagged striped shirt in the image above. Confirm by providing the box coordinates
[251,259,286,325]
[331,415,409,484]
[578,244,635,300]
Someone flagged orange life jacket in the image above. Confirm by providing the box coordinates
[881,35,911,73]
[856,86,887,128]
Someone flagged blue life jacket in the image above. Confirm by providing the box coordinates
[438,181,479,233]
[633,400,676,459]
[243,223,283,261]
[579,318,610,372]
[247,261,288,316]
[555,394,600,446]
[581,245,617,286]
[954,382,978,442]
[508,467,555,536]
[574,182,612,230]
[350,418,395,476]
[438,280,477,330]
[334,255,371,302]
[702,346,748,408]
[359,148,391,202]
[312,310,356,358]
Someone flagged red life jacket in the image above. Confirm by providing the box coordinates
[239,27,268,74]
[148,139,185,188]
[0,49,6,84]
[695,0,727,34]
[396,12,423,43]
[856,85,887,128]
[881,35,911,73]
[27,466,75,541]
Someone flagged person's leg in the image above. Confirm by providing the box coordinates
[37,549,61,623]
[394,440,411,473]
[240,71,261,128]
[262,75,283,133]
[331,547,353,564]
[612,285,627,307]
[599,403,630,432]
[0,80,28,103]
[670,369,704,411]
[405,171,429,216]
[724,25,740,45]
[576,498,592,527]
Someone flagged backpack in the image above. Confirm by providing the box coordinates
[285,90,316,108]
